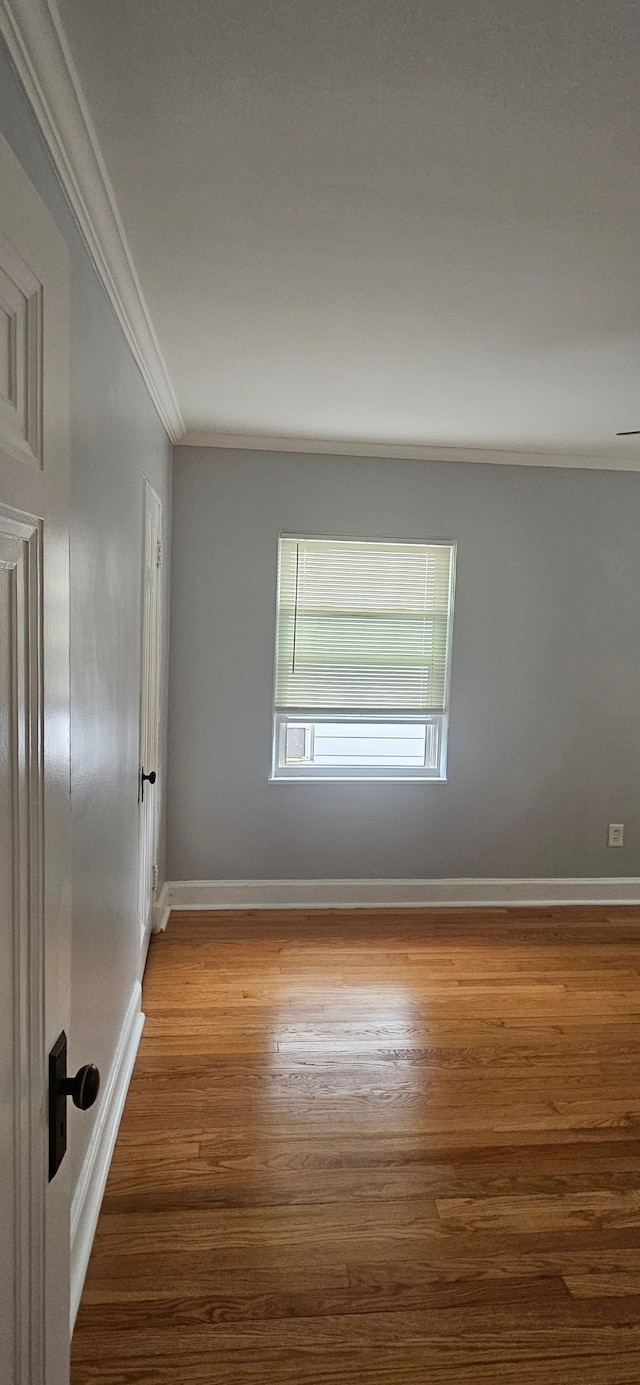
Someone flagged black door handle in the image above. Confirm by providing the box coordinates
[141,767,157,801]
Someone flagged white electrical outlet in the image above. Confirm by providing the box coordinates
[608,823,624,847]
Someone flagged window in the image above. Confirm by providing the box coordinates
[271,535,456,780]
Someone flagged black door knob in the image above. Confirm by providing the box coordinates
[62,1063,101,1110]
[140,767,157,801]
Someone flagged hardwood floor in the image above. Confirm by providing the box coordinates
[71,906,640,1384]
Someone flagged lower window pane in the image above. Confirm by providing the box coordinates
[279,718,443,774]
[314,727,426,765]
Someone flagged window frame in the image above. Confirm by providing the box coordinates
[269,533,457,784]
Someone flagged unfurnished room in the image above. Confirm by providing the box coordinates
[1,2,640,1383]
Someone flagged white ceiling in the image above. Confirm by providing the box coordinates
[56,0,640,461]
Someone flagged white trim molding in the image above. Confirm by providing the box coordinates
[155,878,640,923]
[0,0,185,442]
[70,982,145,1330]
[178,432,640,472]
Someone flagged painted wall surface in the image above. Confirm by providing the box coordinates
[169,446,640,882]
[0,42,171,1197]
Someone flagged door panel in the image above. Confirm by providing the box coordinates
[0,229,42,466]
[0,132,71,1385]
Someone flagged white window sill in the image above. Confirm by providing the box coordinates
[268,776,449,784]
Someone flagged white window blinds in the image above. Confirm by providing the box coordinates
[274,536,456,716]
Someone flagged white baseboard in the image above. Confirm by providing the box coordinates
[156,877,640,919]
[70,982,145,1330]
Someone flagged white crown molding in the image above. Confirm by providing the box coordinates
[177,430,640,471]
[154,878,640,925]
[0,0,185,442]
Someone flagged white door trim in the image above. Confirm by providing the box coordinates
[1,511,46,1383]
[138,478,163,949]
[0,127,71,1385]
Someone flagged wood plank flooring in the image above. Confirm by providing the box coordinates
[71,906,640,1384]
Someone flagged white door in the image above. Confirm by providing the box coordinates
[0,134,72,1383]
[138,478,163,947]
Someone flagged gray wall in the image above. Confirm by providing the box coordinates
[168,446,640,882]
[0,42,172,1196]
